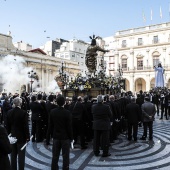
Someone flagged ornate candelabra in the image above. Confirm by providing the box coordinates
[58,61,69,89]
[28,70,37,92]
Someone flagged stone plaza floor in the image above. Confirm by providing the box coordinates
[25,116,170,170]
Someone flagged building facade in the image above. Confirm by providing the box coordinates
[40,39,69,56]
[0,33,80,93]
[54,39,89,76]
[104,22,170,93]
[13,41,32,51]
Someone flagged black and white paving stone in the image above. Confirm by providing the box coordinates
[25,117,170,170]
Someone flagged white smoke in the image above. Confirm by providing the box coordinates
[45,80,61,94]
[0,55,32,94]
[0,55,61,94]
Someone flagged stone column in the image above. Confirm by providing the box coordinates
[146,49,150,68]
[129,49,134,70]
[129,74,135,93]
[163,47,166,67]
[146,74,150,91]
[114,50,119,73]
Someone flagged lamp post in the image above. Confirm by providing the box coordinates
[59,61,69,89]
[28,70,37,93]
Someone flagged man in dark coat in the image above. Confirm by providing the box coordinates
[92,95,112,157]
[46,95,73,170]
[29,95,44,142]
[6,97,30,170]
[125,97,141,141]
[0,125,11,170]
[82,95,93,142]
[69,96,87,149]
[2,96,12,129]
[45,95,58,144]
[140,96,156,140]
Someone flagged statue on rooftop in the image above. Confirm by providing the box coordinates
[85,35,109,75]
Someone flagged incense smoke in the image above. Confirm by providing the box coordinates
[0,55,60,94]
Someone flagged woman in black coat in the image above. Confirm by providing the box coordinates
[0,125,12,170]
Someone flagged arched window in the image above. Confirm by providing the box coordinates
[152,51,160,66]
[136,53,144,70]
[121,55,128,70]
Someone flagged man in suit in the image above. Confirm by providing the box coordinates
[45,95,58,144]
[92,95,112,157]
[125,97,141,141]
[46,95,73,170]
[69,95,87,149]
[140,96,156,141]
[6,97,30,170]
[0,125,11,170]
[29,95,44,142]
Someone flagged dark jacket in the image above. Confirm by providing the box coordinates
[141,101,156,122]
[126,103,141,123]
[45,101,58,116]
[92,103,112,130]
[47,107,73,140]
[29,101,44,121]
[6,107,30,143]
[0,125,11,170]
[69,101,85,120]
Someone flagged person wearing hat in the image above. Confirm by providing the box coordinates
[140,96,156,141]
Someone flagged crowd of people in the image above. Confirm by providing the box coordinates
[0,88,170,169]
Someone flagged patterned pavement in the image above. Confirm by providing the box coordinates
[25,116,170,170]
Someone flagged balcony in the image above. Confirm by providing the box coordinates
[121,44,127,48]
[152,39,159,44]
[137,42,143,46]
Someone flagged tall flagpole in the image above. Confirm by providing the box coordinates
[142,10,146,26]
[160,6,162,23]
[169,3,170,22]
[151,8,152,25]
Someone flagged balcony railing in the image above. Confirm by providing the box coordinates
[122,65,170,72]
[137,42,143,46]
[152,39,159,44]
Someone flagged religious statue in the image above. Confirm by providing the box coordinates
[154,62,165,87]
[85,35,109,75]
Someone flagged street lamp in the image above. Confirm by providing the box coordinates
[58,61,69,89]
[28,70,37,93]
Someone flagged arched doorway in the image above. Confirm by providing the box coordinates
[135,78,146,92]
[150,78,155,89]
[125,79,130,91]
[167,79,170,89]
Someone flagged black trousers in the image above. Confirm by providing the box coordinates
[10,143,26,170]
[127,123,138,140]
[72,119,85,147]
[143,121,153,139]
[93,130,110,155]
[51,139,70,170]
[31,120,43,142]
[155,103,159,115]
[161,104,168,119]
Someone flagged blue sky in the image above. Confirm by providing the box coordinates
[1,0,170,48]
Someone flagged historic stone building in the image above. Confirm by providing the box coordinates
[0,33,80,93]
[103,22,170,93]
[54,39,89,76]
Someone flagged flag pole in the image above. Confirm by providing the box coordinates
[142,10,146,26]
[151,9,152,25]
[160,6,162,23]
